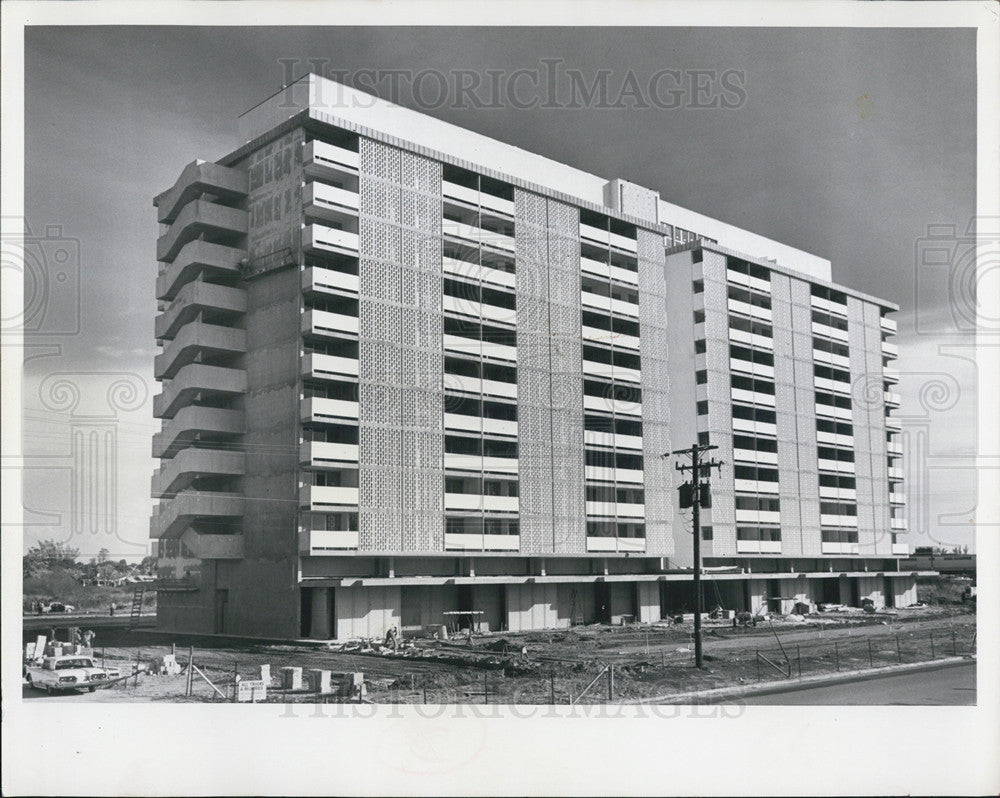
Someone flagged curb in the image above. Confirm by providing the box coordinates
[623,655,975,704]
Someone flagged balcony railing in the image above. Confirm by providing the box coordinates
[300,441,360,467]
[302,265,360,296]
[303,223,359,256]
[180,529,244,560]
[821,541,859,555]
[300,397,359,425]
[153,406,244,459]
[157,201,248,263]
[150,491,244,539]
[154,321,246,380]
[299,529,359,554]
[156,240,245,301]
[155,281,246,341]
[303,181,359,224]
[301,352,359,381]
[299,485,359,508]
[151,448,245,498]
[156,160,248,225]
[153,364,246,419]
[301,309,359,339]
[303,139,359,178]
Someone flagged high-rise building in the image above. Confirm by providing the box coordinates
[151,74,914,639]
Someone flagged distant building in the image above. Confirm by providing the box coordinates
[151,75,914,639]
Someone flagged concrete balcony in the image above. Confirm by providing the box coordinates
[299,485,359,509]
[888,466,904,480]
[885,417,903,432]
[151,448,245,498]
[734,478,780,495]
[582,359,641,385]
[728,298,772,323]
[733,448,778,465]
[443,220,516,253]
[736,540,782,555]
[891,543,909,556]
[884,391,901,408]
[179,528,244,560]
[443,453,518,475]
[153,406,244,459]
[154,321,246,380]
[150,491,244,539]
[817,458,855,474]
[819,513,859,527]
[883,366,900,383]
[155,281,246,341]
[812,348,850,369]
[731,327,774,351]
[302,265,359,297]
[303,139,359,179]
[303,223,359,256]
[157,201,248,263]
[609,232,638,254]
[736,509,782,525]
[581,255,609,279]
[814,375,851,396]
[584,394,642,417]
[886,440,903,456]
[732,418,778,438]
[300,397,359,425]
[444,493,519,513]
[891,518,907,531]
[586,536,645,553]
[585,466,644,485]
[442,257,517,290]
[301,309,359,339]
[731,358,775,380]
[300,529,359,554]
[609,263,639,286]
[442,180,515,217]
[816,431,854,449]
[483,417,518,437]
[815,403,853,422]
[880,315,897,334]
[821,542,859,555]
[818,486,857,502]
[445,533,520,552]
[731,387,775,408]
[156,160,248,225]
[154,364,246,420]
[726,269,771,294]
[882,339,899,359]
[811,320,850,343]
[303,181,359,225]
[481,340,518,363]
[615,502,645,519]
[301,352,359,381]
[889,491,906,505]
[582,324,640,351]
[300,441,359,467]
[444,373,518,400]
[156,240,245,301]
[810,294,848,318]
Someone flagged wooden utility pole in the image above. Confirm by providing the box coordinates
[667,444,724,670]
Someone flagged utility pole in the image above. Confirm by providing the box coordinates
[667,444,724,670]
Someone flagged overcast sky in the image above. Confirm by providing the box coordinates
[20,25,978,559]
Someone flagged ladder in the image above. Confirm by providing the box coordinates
[128,585,145,631]
[570,588,585,626]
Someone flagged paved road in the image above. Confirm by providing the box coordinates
[740,661,976,705]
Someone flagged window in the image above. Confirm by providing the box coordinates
[695,370,708,385]
[695,339,706,354]
[701,526,713,541]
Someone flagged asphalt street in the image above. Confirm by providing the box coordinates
[739,661,976,705]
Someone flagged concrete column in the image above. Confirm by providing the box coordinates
[309,587,331,640]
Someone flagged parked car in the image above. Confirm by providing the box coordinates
[41,602,75,613]
[25,655,114,694]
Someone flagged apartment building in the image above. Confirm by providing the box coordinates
[151,74,916,639]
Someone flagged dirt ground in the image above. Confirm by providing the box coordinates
[25,602,975,704]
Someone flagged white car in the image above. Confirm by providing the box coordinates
[25,655,114,694]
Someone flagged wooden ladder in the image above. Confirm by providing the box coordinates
[128,585,145,631]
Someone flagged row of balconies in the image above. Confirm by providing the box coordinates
[729,357,775,381]
[443,334,518,363]
[733,478,780,495]
[582,430,643,452]
[157,240,245,302]
[302,265,360,297]
[584,393,643,417]
[444,412,518,437]
[157,201,248,263]
[812,348,851,370]
[810,294,848,318]
[727,297,773,323]
[152,406,244,459]
[442,293,518,328]
[736,540,783,555]
[585,536,645,553]
[816,430,854,449]
[150,491,243,539]
[154,364,246,419]
[730,327,773,351]
[814,374,852,396]
[730,387,776,408]
[581,323,640,352]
